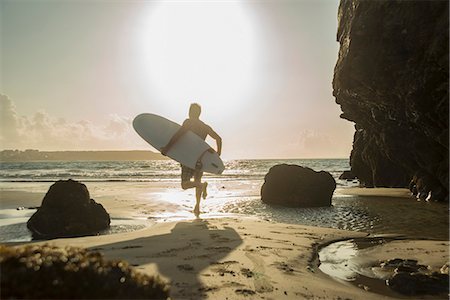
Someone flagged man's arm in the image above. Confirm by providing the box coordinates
[161,121,190,155]
[208,128,222,156]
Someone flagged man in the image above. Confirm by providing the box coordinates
[161,103,222,216]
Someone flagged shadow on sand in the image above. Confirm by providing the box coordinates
[88,218,242,299]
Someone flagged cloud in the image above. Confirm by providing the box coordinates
[103,114,130,137]
[0,94,21,142]
[278,129,350,158]
[297,130,333,151]
[0,94,147,150]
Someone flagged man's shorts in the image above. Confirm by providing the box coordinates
[181,164,202,182]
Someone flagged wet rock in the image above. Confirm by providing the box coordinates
[395,265,421,274]
[379,258,450,296]
[27,179,110,239]
[0,244,169,299]
[339,170,356,180]
[261,164,335,207]
[387,272,449,296]
[409,172,447,201]
[381,258,423,270]
[333,0,449,200]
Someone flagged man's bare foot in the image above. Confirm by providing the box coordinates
[193,205,200,216]
[202,182,208,199]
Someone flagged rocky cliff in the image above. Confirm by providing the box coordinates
[333,0,449,201]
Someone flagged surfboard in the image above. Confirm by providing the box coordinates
[133,113,225,174]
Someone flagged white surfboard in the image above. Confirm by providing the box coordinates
[133,113,225,174]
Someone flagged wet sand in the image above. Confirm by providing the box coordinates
[335,187,412,198]
[1,184,447,240]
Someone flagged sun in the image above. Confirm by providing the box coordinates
[134,1,259,119]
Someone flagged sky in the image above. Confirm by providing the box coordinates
[0,0,354,159]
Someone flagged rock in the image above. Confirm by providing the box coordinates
[409,171,447,201]
[339,170,356,180]
[0,244,169,299]
[380,258,423,270]
[261,164,335,207]
[333,0,449,200]
[387,272,449,296]
[27,179,110,239]
[379,258,450,296]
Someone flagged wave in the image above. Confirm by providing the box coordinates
[0,176,265,183]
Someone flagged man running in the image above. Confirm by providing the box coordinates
[161,103,222,216]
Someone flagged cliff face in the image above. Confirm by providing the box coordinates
[333,0,449,200]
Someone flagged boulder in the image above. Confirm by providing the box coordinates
[261,164,335,207]
[339,170,357,180]
[0,244,169,299]
[409,171,448,201]
[387,272,449,296]
[27,179,110,239]
[376,258,449,296]
[333,0,448,200]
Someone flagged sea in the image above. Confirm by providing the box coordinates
[0,159,448,242]
[0,159,351,184]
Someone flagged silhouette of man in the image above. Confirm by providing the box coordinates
[161,103,222,216]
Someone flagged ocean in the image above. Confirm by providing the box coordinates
[1,159,448,242]
[0,159,353,185]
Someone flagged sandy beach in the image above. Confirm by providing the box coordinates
[5,217,449,299]
[1,184,448,299]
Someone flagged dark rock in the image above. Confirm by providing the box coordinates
[387,272,449,296]
[380,258,422,270]
[0,244,169,299]
[394,265,417,274]
[261,164,335,207]
[379,258,449,296]
[339,170,357,180]
[27,179,110,239]
[333,0,449,200]
[409,171,447,201]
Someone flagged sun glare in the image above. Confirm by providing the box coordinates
[135,1,258,118]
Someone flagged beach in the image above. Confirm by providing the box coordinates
[1,170,448,242]
[1,175,449,299]
[2,0,448,297]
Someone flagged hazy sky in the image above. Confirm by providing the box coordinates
[0,0,354,159]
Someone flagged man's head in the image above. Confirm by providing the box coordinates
[189,103,201,119]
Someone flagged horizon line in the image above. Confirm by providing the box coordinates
[1,148,349,161]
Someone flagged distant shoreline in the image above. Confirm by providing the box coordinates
[0,149,350,162]
[0,150,168,162]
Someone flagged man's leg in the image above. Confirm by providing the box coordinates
[181,180,201,190]
[181,166,206,215]
[181,165,199,190]
[194,171,207,215]
[181,179,202,215]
